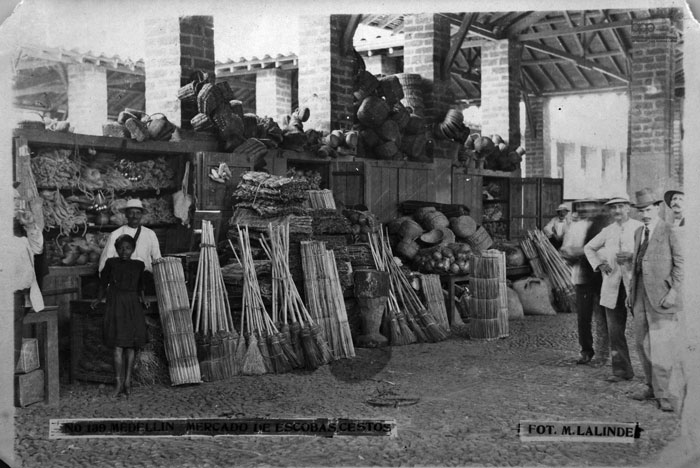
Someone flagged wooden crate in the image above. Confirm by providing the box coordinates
[15,369,45,407]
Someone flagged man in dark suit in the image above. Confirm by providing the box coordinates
[626,188,684,412]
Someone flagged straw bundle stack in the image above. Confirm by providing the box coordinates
[527,230,577,314]
[308,190,336,210]
[468,250,506,340]
[419,275,450,331]
[496,250,509,338]
[191,221,238,381]
[152,257,201,386]
[519,237,547,278]
[300,241,356,360]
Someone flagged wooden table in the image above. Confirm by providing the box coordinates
[23,307,60,405]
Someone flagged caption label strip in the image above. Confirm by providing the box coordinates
[49,417,397,439]
[519,420,641,443]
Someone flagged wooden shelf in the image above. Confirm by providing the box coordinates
[38,186,177,193]
[14,128,218,154]
[482,198,506,203]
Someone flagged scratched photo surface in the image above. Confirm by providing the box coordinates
[1,0,699,467]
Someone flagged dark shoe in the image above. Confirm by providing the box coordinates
[657,398,674,412]
[629,386,655,401]
[576,353,593,365]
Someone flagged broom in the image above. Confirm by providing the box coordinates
[367,233,416,346]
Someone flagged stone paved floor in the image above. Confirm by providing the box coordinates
[14,314,682,467]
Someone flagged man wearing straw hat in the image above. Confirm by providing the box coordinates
[626,188,684,412]
[584,194,642,382]
[664,189,685,227]
[560,198,610,365]
[98,199,162,293]
[543,203,571,250]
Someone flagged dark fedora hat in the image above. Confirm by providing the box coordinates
[634,188,663,209]
[663,189,684,208]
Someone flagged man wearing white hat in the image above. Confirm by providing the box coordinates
[543,203,571,250]
[98,199,162,290]
[584,194,643,382]
[626,188,684,412]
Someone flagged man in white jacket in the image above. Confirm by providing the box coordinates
[584,195,643,383]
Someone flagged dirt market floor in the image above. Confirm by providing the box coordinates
[15,313,682,468]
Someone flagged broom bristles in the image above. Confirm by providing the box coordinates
[397,316,417,344]
[232,334,246,375]
[289,322,306,368]
[267,334,292,374]
[404,311,428,342]
[277,331,302,369]
[310,324,333,364]
[242,334,266,375]
[256,330,274,373]
[300,326,322,370]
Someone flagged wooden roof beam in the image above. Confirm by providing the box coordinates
[546,20,596,87]
[521,67,542,95]
[451,67,481,84]
[522,40,628,83]
[506,11,552,35]
[529,25,576,90]
[522,47,559,91]
[469,22,502,40]
[442,13,476,79]
[517,19,632,41]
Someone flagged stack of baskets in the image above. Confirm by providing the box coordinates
[468,249,508,340]
[396,73,425,117]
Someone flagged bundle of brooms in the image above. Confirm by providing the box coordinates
[519,237,547,279]
[232,225,333,374]
[300,241,356,360]
[191,221,238,381]
[527,229,577,314]
[308,190,336,209]
[368,230,449,345]
[419,275,450,331]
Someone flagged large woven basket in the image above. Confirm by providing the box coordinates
[396,73,424,116]
[357,96,390,128]
[467,226,493,252]
[374,140,399,160]
[379,75,404,105]
[379,119,400,142]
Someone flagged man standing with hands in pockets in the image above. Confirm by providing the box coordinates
[626,188,684,412]
[584,195,642,383]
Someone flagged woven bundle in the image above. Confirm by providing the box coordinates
[308,190,337,210]
[467,226,494,253]
[420,275,450,331]
[347,243,376,270]
[468,250,508,340]
[191,221,239,381]
[527,230,577,314]
[197,83,223,116]
[191,113,215,132]
[396,73,425,116]
[301,241,356,360]
[229,208,313,236]
[152,257,202,385]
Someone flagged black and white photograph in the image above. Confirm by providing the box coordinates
[1,0,699,466]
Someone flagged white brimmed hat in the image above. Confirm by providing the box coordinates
[556,203,569,212]
[119,199,147,212]
[604,195,631,206]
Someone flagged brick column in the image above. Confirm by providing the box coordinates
[256,69,293,124]
[67,64,108,135]
[481,39,522,148]
[403,13,455,159]
[298,15,355,133]
[144,16,214,129]
[628,18,676,195]
[525,95,547,176]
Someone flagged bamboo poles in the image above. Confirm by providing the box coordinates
[519,237,547,279]
[152,257,201,385]
[307,190,336,209]
[189,220,238,381]
[300,241,355,360]
[527,229,577,314]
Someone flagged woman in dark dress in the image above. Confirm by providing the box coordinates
[91,234,148,398]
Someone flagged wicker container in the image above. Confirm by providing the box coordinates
[467,226,494,252]
[379,75,404,104]
[102,122,130,138]
[229,100,244,118]
[390,102,411,129]
[396,239,420,260]
[405,114,426,135]
[450,215,478,238]
[399,132,427,158]
[357,96,390,128]
[379,119,401,142]
[177,81,198,102]
[212,105,244,139]
[421,211,450,230]
[191,113,215,132]
[468,297,500,320]
[415,206,436,220]
[197,83,223,116]
[17,120,46,131]
[396,73,425,116]
[359,128,381,149]
[216,81,236,101]
[419,229,443,245]
[374,140,399,160]
[356,70,380,93]
[398,219,424,240]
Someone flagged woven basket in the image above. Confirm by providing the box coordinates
[356,70,380,93]
[396,239,420,260]
[243,113,259,138]
[467,226,493,252]
[191,113,215,132]
[390,102,411,129]
[17,120,46,131]
[177,81,198,102]
[124,117,149,142]
[357,96,390,128]
[379,75,404,105]
[396,73,424,116]
[102,122,130,138]
[359,128,381,149]
[378,119,400,142]
[399,132,427,158]
[197,83,223,116]
[212,105,244,139]
[450,215,478,238]
[421,211,449,231]
[216,81,236,101]
[398,219,424,240]
[374,140,399,160]
[405,114,426,135]
[229,100,244,118]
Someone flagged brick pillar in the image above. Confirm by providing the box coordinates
[525,95,547,176]
[298,15,355,133]
[481,39,522,148]
[364,55,400,76]
[144,16,214,129]
[403,13,455,159]
[67,64,108,135]
[256,69,293,124]
[628,18,676,195]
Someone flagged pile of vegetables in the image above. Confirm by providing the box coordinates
[343,209,379,242]
[125,158,176,191]
[412,243,472,275]
[31,149,81,188]
[141,198,178,225]
[46,232,110,267]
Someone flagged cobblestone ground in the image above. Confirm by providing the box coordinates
[15,314,681,467]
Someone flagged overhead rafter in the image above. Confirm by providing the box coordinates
[529,25,576,90]
[545,19,596,87]
[442,12,476,80]
[506,11,552,35]
[342,14,363,56]
[521,67,541,95]
[517,19,631,41]
[522,40,628,83]
[522,46,558,91]
[451,67,481,84]
[469,22,502,40]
